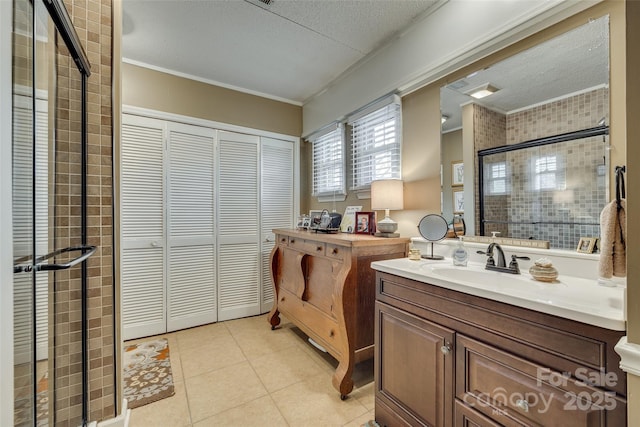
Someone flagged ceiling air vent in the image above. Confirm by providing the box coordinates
[257,0,273,5]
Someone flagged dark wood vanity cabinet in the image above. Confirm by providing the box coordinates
[374,271,627,427]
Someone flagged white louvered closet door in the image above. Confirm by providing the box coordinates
[121,115,166,340]
[217,131,260,321]
[260,137,295,313]
[167,123,216,331]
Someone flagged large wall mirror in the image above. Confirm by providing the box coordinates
[440,15,610,250]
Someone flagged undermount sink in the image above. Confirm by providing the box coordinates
[426,265,530,287]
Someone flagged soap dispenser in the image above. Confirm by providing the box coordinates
[452,236,468,266]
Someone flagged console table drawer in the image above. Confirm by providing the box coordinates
[288,237,325,254]
[325,243,346,261]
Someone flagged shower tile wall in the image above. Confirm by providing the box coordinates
[472,104,506,235]
[55,0,114,424]
[506,87,609,144]
[475,88,609,249]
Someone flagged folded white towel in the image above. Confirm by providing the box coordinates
[598,199,626,278]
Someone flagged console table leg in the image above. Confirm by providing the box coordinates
[332,359,354,398]
[268,308,281,330]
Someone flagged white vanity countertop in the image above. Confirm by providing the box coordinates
[371,257,626,331]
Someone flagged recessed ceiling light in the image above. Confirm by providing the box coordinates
[441,115,449,124]
[466,83,499,99]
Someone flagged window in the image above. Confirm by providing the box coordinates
[533,155,565,190]
[310,123,346,199]
[485,161,507,195]
[349,95,401,191]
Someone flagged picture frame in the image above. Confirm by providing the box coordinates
[355,211,375,235]
[308,210,324,229]
[453,189,464,214]
[576,237,598,254]
[340,205,362,233]
[451,161,464,187]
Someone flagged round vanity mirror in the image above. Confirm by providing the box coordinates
[417,214,448,259]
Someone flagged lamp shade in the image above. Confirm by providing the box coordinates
[371,179,404,211]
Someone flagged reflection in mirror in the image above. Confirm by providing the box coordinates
[440,15,609,249]
[479,127,608,250]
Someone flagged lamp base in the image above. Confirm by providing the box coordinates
[376,215,398,234]
[374,232,400,238]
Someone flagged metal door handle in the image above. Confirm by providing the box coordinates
[14,245,97,273]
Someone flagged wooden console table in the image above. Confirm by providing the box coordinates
[268,228,409,399]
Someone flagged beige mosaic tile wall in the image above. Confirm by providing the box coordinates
[507,87,609,144]
[55,0,115,423]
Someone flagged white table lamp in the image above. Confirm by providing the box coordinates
[371,179,404,236]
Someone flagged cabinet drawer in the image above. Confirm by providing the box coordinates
[456,335,626,427]
[276,234,289,245]
[325,243,346,261]
[454,400,501,427]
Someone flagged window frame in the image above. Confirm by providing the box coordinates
[348,94,402,196]
[309,123,346,201]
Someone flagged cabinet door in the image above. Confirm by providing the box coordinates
[166,122,216,331]
[260,137,295,312]
[375,301,455,427]
[217,131,260,321]
[121,115,166,340]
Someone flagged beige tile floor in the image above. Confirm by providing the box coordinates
[127,314,375,427]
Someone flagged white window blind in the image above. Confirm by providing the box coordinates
[311,123,345,197]
[349,97,401,190]
[486,161,507,195]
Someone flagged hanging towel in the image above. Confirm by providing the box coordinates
[598,198,626,278]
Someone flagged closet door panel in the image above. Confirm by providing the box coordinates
[121,115,166,340]
[218,131,260,321]
[260,137,295,312]
[167,123,216,331]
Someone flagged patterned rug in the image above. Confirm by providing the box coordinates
[123,338,175,409]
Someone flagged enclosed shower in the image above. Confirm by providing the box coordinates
[12,0,95,425]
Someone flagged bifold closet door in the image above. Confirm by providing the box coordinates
[260,137,295,313]
[121,115,166,340]
[166,123,216,331]
[217,131,261,321]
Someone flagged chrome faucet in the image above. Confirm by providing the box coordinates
[477,243,530,274]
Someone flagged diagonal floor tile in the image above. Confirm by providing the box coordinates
[185,360,268,423]
[192,395,288,427]
[271,372,368,427]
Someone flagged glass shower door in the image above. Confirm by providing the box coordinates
[12,0,93,425]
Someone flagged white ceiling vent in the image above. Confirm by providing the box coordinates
[247,0,274,7]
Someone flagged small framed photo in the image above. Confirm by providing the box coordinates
[355,211,375,235]
[576,237,598,254]
[309,210,323,229]
[451,161,464,187]
[453,189,464,214]
[301,217,311,229]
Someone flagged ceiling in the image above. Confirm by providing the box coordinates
[440,15,609,132]
[122,0,440,105]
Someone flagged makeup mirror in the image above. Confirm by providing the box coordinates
[418,214,448,260]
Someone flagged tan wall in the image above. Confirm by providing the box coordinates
[122,63,302,137]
